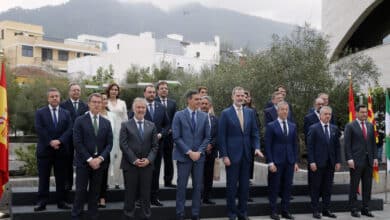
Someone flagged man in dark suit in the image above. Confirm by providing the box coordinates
[120,97,159,220]
[200,95,218,205]
[265,101,299,220]
[172,90,210,220]
[307,106,341,219]
[264,85,287,109]
[218,87,262,220]
[155,81,177,188]
[307,93,336,125]
[34,88,72,211]
[264,91,294,125]
[144,85,170,206]
[71,93,113,220]
[60,83,88,192]
[303,97,324,145]
[344,104,378,218]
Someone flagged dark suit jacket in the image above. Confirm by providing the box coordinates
[303,112,320,145]
[35,106,72,157]
[208,114,218,158]
[264,120,298,165]
[119,119,159,170]
[172,108,210,162]
[307,122,341,167]
[73,113,113,168]
[145,101,170,138]
[344,120,377,167]
[155,96,177,123]
[218,106,260,164]
[60,99,88,122]
[263,106,295,125]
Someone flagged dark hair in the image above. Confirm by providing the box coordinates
[275,84,287,92]
[198,86,208,93]
[143,84,155,92]
[356,104,367,112]
[47,88,60,96]
[100,93,110,111]
[156,81,168,90]
[88,93,102,102]
[105,83,120,98]
[185,90,198,101]
[68,82,80,90]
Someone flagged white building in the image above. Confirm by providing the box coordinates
[67,32,220,81]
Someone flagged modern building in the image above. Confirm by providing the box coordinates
[322,0,390,87]
[0,20,100,72]
[67,33,220,80]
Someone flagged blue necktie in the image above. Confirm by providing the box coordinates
[138,121,144,139]
[52,108,58,128]
[191,111,196,130]
[149,103,154,120]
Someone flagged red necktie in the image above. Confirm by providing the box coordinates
[361,121,367,140]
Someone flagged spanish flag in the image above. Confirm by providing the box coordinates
[0,62,9,199]
[348,79,356,122]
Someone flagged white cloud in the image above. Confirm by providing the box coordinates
[2,0,69,12]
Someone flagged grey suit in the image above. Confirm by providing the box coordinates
[120,119,159,220]
[344,120,377,212]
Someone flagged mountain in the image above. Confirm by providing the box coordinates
[0,0,295,50]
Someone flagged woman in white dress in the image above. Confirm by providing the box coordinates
[106,83,128,189]
[98,93,118,207]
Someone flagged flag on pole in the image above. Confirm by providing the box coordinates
[385,89,390,173]
[348,79,356,122]
[0,61,9,199]
[367,90,380,183]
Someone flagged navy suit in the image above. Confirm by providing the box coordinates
[155,96,177,185]
[265,119,298,215]
[145,101,170,201]
[172,108,210,218]
[60,99,88,190]
[71,113,113,220]
[35,106,72,206]
[218,106,260,218]
[203,114,218,201]
[307,122,341,213]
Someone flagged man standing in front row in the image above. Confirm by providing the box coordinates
[307,106,340,219]
[265,101,298,220]
[34,88,72,211]
[345,104,378,218]
[218,86,263,220]
[172,90,210,220]
[120,98,159,220]
[71,93,113,220]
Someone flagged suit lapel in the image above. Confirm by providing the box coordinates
[131,119,144,143]
[45,107,55,129]
[229,106,242,132]
[184,109,194,132]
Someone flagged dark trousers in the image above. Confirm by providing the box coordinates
[349,157,373,211]
[225,158,251,218]
[268,163,294,214]
[151,149,162,200]
[202,153,215,201]
[176,160,204,217]
[99,160,110,200]
[37,156,66,205]
[71,166,104,220]
[65,144,74,190]
[309,163,335,213]
[163,136,174,185]
[123,165,153,220]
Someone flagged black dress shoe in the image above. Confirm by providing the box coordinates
[98,203,106,208]
[57,203,71,209]
[191,215,200,220]
[247,197,254,202]
[164,183,176,188]
[151,199,163,206]
[361,210,374,217]
[34,204,46,212]
[270,213,280,220]
[322,210,336,218]
[202,199,216,205]
[351,210,361,217]
[281,212,294,220]
[313,212,321,219]
[238,216,250,220]
[176,215,184,220]
[114,184,120,189]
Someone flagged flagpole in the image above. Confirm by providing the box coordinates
[386,88,389,204]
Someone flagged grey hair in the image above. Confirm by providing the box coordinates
[132,97,148,110]
[276,101,289,109]
[231,86,245,96]
[201,96,213,105]
[320,105,332,114]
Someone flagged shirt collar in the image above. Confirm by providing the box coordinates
[134,118,144,123]
[277,117,287,123]
[320,121,329,127]
[48,105,58,110]
[233,104,242,111]
[89,111,99,120]
[70,98,80,103]
[187,107,197,114]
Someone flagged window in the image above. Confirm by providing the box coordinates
[1,29,4,39]
[41,48,53,61]
[76,52,81,58]
[117,44,120,50]
[196,52,200,58]
[58,50,69,61]
[22,45,33,57]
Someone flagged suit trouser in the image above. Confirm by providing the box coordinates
[202,153,215,201]
[176,160,204,217]
[65,143,74,190]
[71,166,104,220]
[163,136,174,185]
[37,156,66,205]
[151,148,163,200]
[226,158,251,218]
[349,157,373,211]
[309,163,335,213]
[123,165,153,220]
[268,163,294,214]
[99,159,110,200]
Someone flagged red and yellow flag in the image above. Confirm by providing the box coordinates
[0,62,9,198]
[348,79,356,122]
[368,90,380,183]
